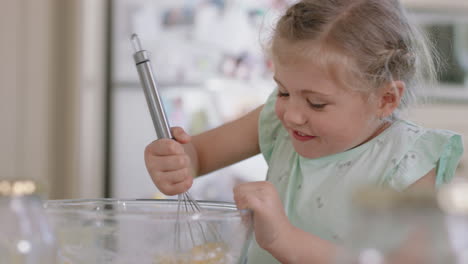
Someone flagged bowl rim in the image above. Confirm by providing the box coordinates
[44,198,252,221]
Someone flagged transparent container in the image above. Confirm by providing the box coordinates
[44,199,253,264]
[336,187,458,264]
[0,179,57,264]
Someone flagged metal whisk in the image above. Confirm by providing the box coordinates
[131,34,222,259]
[174,192,222,252]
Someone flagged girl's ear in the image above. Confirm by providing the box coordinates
[378,81,405,118]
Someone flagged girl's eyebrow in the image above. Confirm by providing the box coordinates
[273,76,332,97]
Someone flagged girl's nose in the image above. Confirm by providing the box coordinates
[283,103,307,126]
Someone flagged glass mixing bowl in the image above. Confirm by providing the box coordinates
[44,199,253,264]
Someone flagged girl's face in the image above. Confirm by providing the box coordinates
[274,59,384,159]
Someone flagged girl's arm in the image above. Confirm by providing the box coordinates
[407,167,437,191]
[186,105,263,176]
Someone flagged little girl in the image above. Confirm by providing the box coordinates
[144,0,464,263]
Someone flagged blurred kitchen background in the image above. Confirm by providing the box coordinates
[1,0,467,200]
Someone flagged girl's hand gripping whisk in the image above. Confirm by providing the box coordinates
[144,127,195,196]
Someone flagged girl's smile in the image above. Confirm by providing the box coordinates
[292,130,317,141]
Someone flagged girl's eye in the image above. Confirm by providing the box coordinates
[277,91,289,97]
[308,102,327,110]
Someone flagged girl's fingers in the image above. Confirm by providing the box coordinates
[158,174,194,196]
[234,182,263,210]
[234,181,272,197]
[150,168,193,195]
[149,154,190,172]
[233,181,277,210]
[161,168,193,184]
[171,127,191,144]
[145,139,186,156]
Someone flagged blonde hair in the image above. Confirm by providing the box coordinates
[269,0,437,118]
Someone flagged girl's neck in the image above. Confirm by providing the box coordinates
[359,120,393,147]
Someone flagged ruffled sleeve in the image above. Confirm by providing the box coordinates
[388,127,464,191]
[258,89,285,165]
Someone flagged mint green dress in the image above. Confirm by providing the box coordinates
[247,90,464,264]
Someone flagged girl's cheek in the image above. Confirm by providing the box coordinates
[274,101,284,121]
